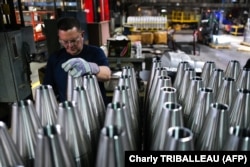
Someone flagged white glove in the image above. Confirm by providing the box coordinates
[62,58,99,77]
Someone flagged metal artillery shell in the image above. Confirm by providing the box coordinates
[164,126,194,151]
[229,88,250,128]
[173,61,190,90]
[118,75,139,118]
[149,75,172,119]
[187,87,214,143]
[216,77,236,108]
[178,67,196,104]
[34,124,76,167]
[105,102,136,150]
[207,68,224,98]
[57,101,93,167]
[150,87,177,138]
[112,85,139,148]
[201,61,216,87]
[148,67,169,107]
[122,66,139,93]
[95,125,130,167]
[183,76,204,124]
[236,68,250,90]
[196,103,229,151]
[11,99,42,167]
[223,126,250,151]
[83,74,106,127]
[151,102,184,150]
[72,86,100,157]
[66,74,83,101]
[225,60,241,80]
[0,121,25,167]
[34,84,58,126]
[145,57,162,98]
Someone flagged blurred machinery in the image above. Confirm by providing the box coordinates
[0,0,33,127]
[197,11,219,45]
[14,10,55,62]
[0,29,33,102]
[171,10,199,30]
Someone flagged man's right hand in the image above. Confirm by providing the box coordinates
[62,58,99,77]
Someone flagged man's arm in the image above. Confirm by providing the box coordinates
[96,66,111,81]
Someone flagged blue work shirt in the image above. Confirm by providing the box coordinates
[43,44,109,105]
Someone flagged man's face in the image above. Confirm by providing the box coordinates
[58,27,83,55]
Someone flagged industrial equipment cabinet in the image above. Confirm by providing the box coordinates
[0,30,32,102]
[15,10,55,42]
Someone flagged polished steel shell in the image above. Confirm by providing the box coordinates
[34,84,58,126]
[201,61,216,87]
[178,67,196,104]
[173,61,190,90]
[196,103,229,150]
[151,102,184,150]
[223,126,250,151]
[83,74,105,127]
[187,87,214,143]
[57,101,93,167]
[150,86,177,137]
[183,76,204,124]
[207,68,224,97]
[105,102,136,150]
[34,125,75,167]
[236,68,250,90]
[0,121,25,167]
[224,60,241,80]
[11,99,42,167]
[216,77,236,108]
[95,125,130,167]
[164,126,194,151]
[229,88,250,128]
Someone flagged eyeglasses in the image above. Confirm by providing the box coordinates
[59,36,82,46]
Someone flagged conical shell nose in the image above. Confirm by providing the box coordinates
[34,124,75,167]
[196,103,229,150]
[164,126,194,151]
[96,125,130,167]
[0,121,25,166]
[223,126,250,151]
[10,99,42,166]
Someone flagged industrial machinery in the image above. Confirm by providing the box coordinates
[0,0,33,127]
[0,29,32,102]
[171,10,199,30]
[197,11,219,45]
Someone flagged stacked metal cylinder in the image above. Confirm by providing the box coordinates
[1,59,250,166]
[144,58,250,151]
[0,66,141,167]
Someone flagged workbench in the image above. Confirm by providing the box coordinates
[107,57,145,72]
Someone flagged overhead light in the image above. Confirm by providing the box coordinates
[176,3,179,6]
[161,9,167,13]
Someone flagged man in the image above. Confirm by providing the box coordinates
[43,17,111,105]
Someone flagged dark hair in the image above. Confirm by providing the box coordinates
[57,17,81,31]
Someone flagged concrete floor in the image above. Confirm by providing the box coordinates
[173,31,250,70]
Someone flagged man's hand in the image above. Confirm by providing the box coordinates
[62,58,100,77]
